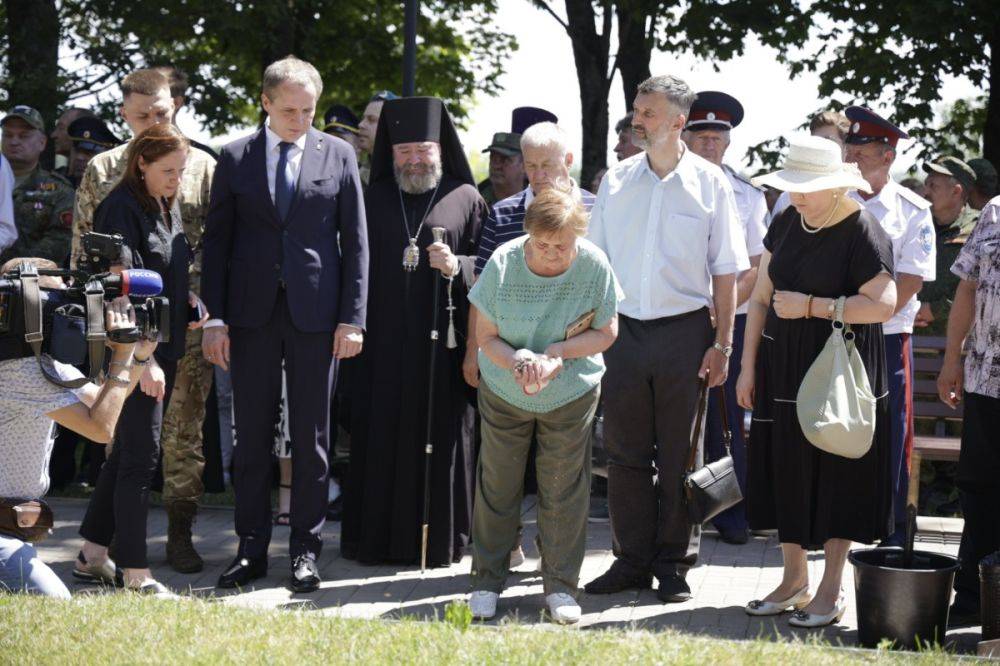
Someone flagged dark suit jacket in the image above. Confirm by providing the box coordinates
[200,126,368,333]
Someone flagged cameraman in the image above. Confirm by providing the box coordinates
[0,263,155,598]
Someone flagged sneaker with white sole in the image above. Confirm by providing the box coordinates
[545,592,581,624]
[469,590,499,620]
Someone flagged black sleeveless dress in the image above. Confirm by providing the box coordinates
[746,207,894,549]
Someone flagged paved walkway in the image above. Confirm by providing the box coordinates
[37,497,980,652]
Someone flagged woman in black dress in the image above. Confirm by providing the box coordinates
[736,136,897,628]
[76,124,208,596]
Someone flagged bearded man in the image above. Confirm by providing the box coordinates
[342,97,488,567]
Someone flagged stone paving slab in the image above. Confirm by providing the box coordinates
[36,497,981,652]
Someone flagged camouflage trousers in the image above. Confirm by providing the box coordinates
[160,327,213,504]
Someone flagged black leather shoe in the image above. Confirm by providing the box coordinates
[289,555,321,593]
[656,574,692,603]
[584,560,652,594]
[217,555,267,589]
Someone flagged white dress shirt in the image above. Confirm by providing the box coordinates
[588,149,750,320]
[0,156,16,253]
[848,180,935,335]
[264,118,306,204]
[724,166,768,316]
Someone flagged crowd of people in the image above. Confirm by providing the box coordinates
[0,56,997,632]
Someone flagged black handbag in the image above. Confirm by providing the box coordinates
[683,377,743,525]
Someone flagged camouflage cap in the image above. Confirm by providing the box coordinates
[2,105,45,132]
[922,155,976,191]
[967,157,998,195]
[482,131,521,157]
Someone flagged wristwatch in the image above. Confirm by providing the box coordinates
[712,342,733,358]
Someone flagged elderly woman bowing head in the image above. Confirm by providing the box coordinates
[467,185,622,624]
[737,135,897,628]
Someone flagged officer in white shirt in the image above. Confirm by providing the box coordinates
[843,105,935,546]
[682,91,768,545]
[585,75,749,603]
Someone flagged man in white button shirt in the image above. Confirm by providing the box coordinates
[585,75,750,603]
[682,91,768,546]
[842,106,936,546]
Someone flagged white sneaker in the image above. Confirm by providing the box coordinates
[546,592,581,624]
[509,545,525,569]
[469,590,499,620]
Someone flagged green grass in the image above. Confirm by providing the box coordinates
[0,595,960,665]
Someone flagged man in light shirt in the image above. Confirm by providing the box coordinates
[585,75,749,603]
[682,91,768,545]
[843,105,936,546]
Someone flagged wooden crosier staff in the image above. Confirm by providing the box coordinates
[420,226,447,572]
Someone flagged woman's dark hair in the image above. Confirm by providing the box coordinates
[121,123,189,214]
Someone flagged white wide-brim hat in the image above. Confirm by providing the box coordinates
[751,134,872,194]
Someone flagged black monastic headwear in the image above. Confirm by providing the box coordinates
[368,97,475,187]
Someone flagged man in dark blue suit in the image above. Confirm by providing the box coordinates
[200,56,368,593]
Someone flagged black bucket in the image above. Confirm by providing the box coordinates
[849,548,960,649]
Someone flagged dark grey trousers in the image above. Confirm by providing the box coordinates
[601,309,712,579]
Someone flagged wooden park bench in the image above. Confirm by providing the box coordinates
[907,336,963,508]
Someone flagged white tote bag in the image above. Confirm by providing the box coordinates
[796,297,877,459]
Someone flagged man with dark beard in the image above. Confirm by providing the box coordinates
[342,97,488,567]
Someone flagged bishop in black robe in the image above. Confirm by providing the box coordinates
[342,97,488,567]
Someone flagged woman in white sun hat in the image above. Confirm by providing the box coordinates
[736,135,898,628]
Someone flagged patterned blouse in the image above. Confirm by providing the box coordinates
[951,199,1000,399]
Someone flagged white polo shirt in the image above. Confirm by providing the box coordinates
[588,149,750,320]
[848,180,935,335]
[724,165,768,316]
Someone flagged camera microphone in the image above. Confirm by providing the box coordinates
[100,269,163,298]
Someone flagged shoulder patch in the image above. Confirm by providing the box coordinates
[897,185,931,210]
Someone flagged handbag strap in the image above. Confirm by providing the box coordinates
[685,376,733,474]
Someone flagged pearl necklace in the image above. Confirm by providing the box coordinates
[799,196,840,234]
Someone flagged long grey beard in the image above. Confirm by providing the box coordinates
[394,160,443,195]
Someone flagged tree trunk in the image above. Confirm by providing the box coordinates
[615,2,652,109]
[983,23,1000,169]
[564,0,613,190]
[4,0,61,166]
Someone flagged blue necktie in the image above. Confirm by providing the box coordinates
[275,141,295,220]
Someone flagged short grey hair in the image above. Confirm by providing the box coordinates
[636,75,696,115]
[262,56,323,100]
[520,122,570,158]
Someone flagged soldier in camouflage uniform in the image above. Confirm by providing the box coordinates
[916,156,980,337]
[70,69,216,573]
[0,106,75,267]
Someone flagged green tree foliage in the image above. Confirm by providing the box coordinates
[1,0,515,136]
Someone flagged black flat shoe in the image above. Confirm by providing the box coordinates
[289,555,321,594]
[656,574,692,603]
[584,561,652,594]
[217,555,267,589]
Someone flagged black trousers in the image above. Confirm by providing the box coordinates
[79,356,178,569]
[602,309,712,578]
[230,290,335,561]
[953,391,1000,608]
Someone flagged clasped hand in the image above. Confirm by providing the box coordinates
[511,348,562,392]
[772,290,810,319]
